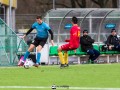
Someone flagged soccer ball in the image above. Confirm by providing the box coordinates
[24,64,29,69]
[23,58,34,69]
[24,60,30,69]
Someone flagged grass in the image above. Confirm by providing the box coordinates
[0,64,120,90]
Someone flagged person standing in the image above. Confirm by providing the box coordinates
[19,16,54,67]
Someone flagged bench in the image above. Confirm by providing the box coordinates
[49,44,120,64]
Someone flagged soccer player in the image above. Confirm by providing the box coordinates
[19,15,54,67]
[58,16,80,68]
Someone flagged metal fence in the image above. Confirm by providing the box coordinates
[0,18,28,66]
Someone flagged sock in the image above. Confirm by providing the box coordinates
[23,51,30,62]
[58,51,65,64]
[36,52,41,64]
[64,52,68,64]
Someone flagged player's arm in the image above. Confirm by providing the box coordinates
[48,29,54,46]
[48,29,53,40]
[87,36,94,43]
[22,28,34,38]
[65,39,70,42]
[106,35,111,45]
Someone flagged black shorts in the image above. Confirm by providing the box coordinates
[31,37,48,47]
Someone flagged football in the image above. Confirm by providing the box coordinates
[24,60,30,69]
[23,58,34,69]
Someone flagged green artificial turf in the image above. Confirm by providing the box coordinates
[0,64,120,90]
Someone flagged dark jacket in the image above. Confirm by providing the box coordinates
[106,35,120,46]
[80,35,94,52]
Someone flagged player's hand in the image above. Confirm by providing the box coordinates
[74,49,76,53]
[21,35,26,39]
[109,45,112,50]
[51,40,54,46]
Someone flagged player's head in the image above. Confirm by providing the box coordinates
[83,30,88,36]
[72,16,78,24]
[36,15,42,24]
[111,29,116,36]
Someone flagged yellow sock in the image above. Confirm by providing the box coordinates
[58,52,65,64]
[64,52,68,64]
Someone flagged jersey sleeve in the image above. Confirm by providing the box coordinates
[45,23,51,30]
[31,23,36,29]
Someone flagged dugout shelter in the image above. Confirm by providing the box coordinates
[44,8,120,64]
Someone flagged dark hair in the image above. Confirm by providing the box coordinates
[111,29,116,33]
[36,15,42,19]
[72,16,78,24]
[83,30,88,33]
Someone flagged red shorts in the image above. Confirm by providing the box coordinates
[61,44,77,51]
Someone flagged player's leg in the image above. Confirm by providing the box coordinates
[58,44,70,68]
[64,47,77,67]
[19,44,35,66]
[36,45,42,64]
[34,38,48,67]
[87,49,94,63]
[19,37,40,66]
[115,44,120,51]
[58,47,65,67]
[23,44,35,61]
[64,51,69,67]
[91,49,100,63]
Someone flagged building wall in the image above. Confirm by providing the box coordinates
[0,0,17,8]
[0,0,17,30]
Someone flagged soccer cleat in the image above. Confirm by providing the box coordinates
[33,64,39,68]
[18,61,24,66]
[64,64,69,67]
[60,64,65,69]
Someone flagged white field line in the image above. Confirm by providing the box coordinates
[0,86,120,90]
[0,86,50,89]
